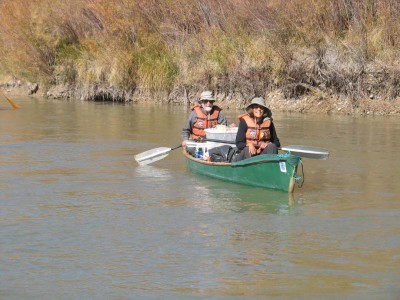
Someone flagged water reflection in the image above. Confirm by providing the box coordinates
[133,161,297,215]
[183,172,297,215]
[134,165,173,180]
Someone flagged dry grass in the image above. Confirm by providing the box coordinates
[1,0,400,104]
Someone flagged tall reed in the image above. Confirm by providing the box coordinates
[1,0,399,101]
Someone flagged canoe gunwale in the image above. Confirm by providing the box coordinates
[183,150,231,166]
[182,149,301,167]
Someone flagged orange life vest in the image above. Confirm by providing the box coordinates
[239,113,272,151]
[191,105,222,140]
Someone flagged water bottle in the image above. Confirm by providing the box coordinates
[195,147,203,159]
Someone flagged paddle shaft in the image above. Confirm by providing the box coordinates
[202,139,329,160]
[0,90,20,109]
[135,138,328,166]
[0,89,20,109]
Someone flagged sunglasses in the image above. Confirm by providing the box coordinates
[201,100,215,103]
[252,105,264,110]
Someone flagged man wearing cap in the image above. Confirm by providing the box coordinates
[234,97,280,161]
[181,91,230,147]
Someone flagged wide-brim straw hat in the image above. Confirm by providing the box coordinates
[199,91,215,102]
[246,97,269,114]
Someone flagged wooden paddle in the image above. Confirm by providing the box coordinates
[134,144,182,166]
[0,89,20,109]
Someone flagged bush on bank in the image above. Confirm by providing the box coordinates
[1,0,400,114]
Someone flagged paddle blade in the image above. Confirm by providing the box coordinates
[281,145,329,160]
[134,147,172,166]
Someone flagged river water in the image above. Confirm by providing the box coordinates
[1,96,399,299]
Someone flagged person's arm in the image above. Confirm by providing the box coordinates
[181,111,196,145]
[217,111,228,126]
[235,119,248,150]
[270,122,280,148]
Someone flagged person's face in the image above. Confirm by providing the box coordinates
[201,100,214,112]
[252,105,265,118]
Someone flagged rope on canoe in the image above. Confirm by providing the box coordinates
[280,151,304,188]
[294,160,304,188]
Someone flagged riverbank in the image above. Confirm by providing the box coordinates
[2,1,400,116]
[2,80,399,116]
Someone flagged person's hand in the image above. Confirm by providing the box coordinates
[228,123,236,128]
[248,144,257,156]
[182,140,188,147]
[257,142,270,154]
[259,142,270,149]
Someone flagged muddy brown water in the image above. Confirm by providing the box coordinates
[1,96,399,298]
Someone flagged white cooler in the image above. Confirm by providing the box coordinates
[204,126,238,142]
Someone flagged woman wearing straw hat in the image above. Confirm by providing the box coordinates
[234,97,280,161]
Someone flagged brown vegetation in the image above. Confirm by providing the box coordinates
[1,0,400,115]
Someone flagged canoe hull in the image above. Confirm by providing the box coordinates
[184,150,301,193]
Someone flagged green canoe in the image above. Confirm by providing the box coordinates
[183,150,302,193]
